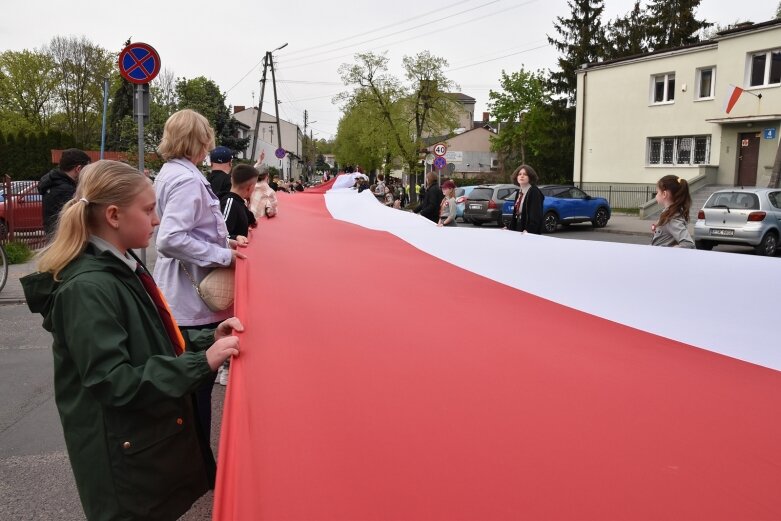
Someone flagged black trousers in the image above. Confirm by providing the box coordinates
[180,322,219,488]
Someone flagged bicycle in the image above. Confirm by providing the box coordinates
[0,243,7,293]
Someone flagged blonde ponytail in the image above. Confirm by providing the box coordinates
[36,160,149,280]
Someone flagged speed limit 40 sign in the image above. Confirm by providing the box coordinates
[433,143,447,157]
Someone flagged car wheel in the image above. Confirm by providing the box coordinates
[0,219,7,240]
[754,232,778,256]
[543,212,558,234]
[472,221,482,227]
[592,207,609,228]
[695,239,714,251]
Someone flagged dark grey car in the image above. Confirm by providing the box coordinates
[462,184,517,227]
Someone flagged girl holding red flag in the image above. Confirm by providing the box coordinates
[21,160,242,521]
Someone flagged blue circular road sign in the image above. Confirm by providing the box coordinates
[275,148,286,159]
[433,156,447,170]
[118,43,161,84]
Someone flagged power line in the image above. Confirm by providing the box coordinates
[279,0,500,66]
[278,0,541,72]
[278,0,477,59]
[446,43,550,72]
[225,0,480,95]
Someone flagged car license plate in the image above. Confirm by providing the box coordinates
[710,228,734,236]
[469,204,482,210]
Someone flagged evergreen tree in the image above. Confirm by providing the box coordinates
[106,77,134,151]
[646,0,711,51]
[604,1,650,60]
[216,105,250,154]
[547,0,606,105]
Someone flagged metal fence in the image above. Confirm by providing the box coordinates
[1,176,47,248]
[578,183,657,210]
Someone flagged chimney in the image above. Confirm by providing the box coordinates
[234,105,245,114]
[482,112,489,122]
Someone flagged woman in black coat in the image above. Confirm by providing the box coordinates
[414,172,444,223]
[508,164,544,234]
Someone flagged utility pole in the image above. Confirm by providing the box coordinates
[303,109,308,167]
[250,43,288,164]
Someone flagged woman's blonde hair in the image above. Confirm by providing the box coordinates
[37,160,150,280]
[157,109,215,162]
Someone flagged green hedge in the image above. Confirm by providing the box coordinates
[0,130,79,180]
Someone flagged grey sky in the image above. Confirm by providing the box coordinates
[0,0,775,139]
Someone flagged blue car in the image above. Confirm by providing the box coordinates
[502,185,611,233]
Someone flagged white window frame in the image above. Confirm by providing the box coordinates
[695,66,715,100]
[647,135,711,166]
[650,73,676,105]
[746,48,781,88]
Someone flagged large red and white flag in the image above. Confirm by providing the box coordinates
[724,84,744,114]
[214,186,781,520]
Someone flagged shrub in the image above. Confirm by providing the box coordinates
[3,241,33,264]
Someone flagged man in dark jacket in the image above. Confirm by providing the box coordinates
[38,148,91,237]
[206,146,233,197]
[414,173,444,222]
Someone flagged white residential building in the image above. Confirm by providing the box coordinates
[232,106,304,180]
[575,19,781,191]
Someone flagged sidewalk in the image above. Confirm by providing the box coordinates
[0,215,660,306]
[0,257,38,306]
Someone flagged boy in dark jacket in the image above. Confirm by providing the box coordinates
[38,148,91,237]
[220,164,258,242]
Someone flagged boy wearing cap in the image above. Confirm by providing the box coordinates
[207,146,233,198]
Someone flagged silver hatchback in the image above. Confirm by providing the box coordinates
[693,188,781,256]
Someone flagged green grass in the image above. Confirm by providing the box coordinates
[3,241,33,264]
[611,208,640,215]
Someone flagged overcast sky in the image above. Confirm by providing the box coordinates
[0,0,775,140]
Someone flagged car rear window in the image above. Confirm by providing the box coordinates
[706,192,759,210]
[470,188,493,200]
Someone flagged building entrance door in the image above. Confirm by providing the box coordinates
[737,132,760,186]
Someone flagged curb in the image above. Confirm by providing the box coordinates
[600,228,650,237]
[0,298,27,306]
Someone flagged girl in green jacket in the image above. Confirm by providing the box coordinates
[22,160,241,521]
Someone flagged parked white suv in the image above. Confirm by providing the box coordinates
[693,188,781,256]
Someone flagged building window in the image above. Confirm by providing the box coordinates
[651,73,675,103]
[696,67,715,99]
[648,136,710,166]
[748,49,781,87]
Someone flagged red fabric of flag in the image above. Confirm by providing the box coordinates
[725,84,743,114]
[213,192,781,520]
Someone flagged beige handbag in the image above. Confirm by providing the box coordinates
[180,262,235,312]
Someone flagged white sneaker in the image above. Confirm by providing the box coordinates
[219,367,229,386]
[214,366,223,384]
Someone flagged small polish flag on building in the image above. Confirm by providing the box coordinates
[724,84,744,113]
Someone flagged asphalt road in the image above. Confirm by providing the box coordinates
[0,226,772,519]
[0,302,224,520]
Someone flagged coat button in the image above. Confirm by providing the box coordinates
[176,418,183,425]
[122,441,131,449]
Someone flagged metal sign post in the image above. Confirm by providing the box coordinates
[119,42,161,266]
[433,156,447,185]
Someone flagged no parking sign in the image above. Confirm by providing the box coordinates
[118,43,161,84]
